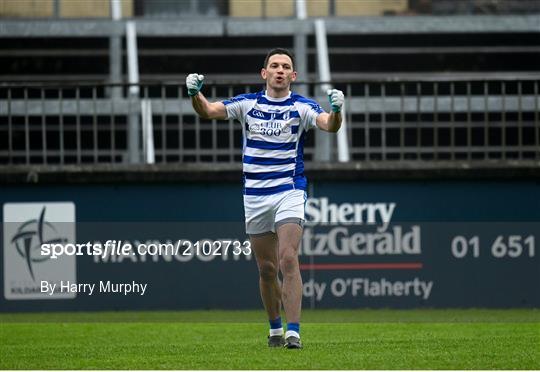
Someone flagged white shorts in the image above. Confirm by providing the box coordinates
[243,189,307,235]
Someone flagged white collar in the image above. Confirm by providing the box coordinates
[263,90,291,102]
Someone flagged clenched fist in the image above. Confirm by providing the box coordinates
[327,89,344,113]
[186,73,205,97]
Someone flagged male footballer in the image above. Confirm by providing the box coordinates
[187,48,343,349]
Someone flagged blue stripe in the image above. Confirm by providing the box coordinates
[223,92,259,106]
[244,170,294,180]
[243,156,295,165]
[294,176,307,190]
[243,177,307,196]
[246,139,296,151]
[247,109,300,121]
[288,111,301,119]
[291,125,299,134]
[295,131,306,176]
[244,184,294,196]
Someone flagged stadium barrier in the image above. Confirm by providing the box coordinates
[1,76,539,166]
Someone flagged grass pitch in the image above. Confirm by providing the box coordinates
[1,309,538,369]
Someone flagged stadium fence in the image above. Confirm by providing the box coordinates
[1,76,539,166]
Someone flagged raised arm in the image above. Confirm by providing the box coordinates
[316,89,344,133]
[186,73,227,120]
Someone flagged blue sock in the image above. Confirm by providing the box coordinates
[269,316,282,330]
[287,322,300,335]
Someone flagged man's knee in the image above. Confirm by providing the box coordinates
[279,251,299,275]
[258,260,278,282]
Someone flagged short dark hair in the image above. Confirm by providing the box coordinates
[263,48,295,70]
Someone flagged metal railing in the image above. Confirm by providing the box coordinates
[1,77,539,166]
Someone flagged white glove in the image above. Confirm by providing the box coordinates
[186,73,204,97]
[327,89,344,113]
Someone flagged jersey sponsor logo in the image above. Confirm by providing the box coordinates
[248,121,291,137]
[248,124,260,133]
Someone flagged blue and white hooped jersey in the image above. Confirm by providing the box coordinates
[223,90,323,196]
